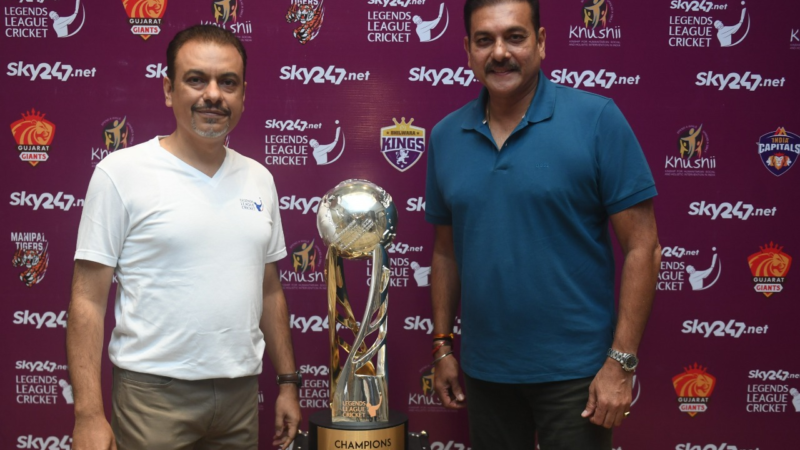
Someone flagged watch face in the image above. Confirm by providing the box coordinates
[624,355,638,369]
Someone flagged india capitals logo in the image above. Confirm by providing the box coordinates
[757,127,799,177]
[122,0,168,40]
[286,0,324,45]
[10,109,55,167]
[102,117,134,152]
[748,242,792,297]
[381,117,425,172]
[673,363,716,417]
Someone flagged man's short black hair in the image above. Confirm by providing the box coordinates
[166,24,247,86]
[463,0,540,37]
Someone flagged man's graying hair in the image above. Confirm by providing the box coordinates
[166,24,248,86]
[463,0,541,37]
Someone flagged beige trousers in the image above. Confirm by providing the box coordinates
[111,366,259,450]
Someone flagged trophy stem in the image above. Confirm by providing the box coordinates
[327,245,391,422]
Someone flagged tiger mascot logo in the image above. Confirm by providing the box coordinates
[12,247,49,287]
[286,0,324,44]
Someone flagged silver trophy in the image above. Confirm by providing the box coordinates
[316,180,397,423]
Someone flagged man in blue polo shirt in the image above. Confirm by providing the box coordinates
[425,1,661,449]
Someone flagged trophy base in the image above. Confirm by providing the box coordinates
[307,409,408,450]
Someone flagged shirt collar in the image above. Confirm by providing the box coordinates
[461,70,555,130]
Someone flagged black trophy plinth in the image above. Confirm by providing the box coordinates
[307,409,409,450]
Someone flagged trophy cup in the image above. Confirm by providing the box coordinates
[307,179,408,450]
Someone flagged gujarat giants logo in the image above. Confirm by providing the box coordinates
[213,0,238,24]
[757,127,799,177]
[10,109,55,167]
[583,0,610,29]
[673,363,716,417]
[381,117,425,172]
[285,0,324,45]
[122,0,168,40]
[748,242,792,297]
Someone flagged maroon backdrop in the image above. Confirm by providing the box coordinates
[2,0,799,449]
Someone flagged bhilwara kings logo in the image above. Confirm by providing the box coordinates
[748,242,792,297]
[122,0,168,40]
[757,127,798,177]
[10,109,55,167]
[381,117,425,172]
[673,363,717,417]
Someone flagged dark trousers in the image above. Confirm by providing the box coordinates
[465,374,612,450]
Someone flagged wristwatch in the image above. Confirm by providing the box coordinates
[276,371,302,387]
[607,348,638,372]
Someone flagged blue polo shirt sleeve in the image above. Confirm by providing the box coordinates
[596,100,657,215]
[424,127,452,225]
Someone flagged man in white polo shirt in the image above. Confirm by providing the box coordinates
[66,25,301,450]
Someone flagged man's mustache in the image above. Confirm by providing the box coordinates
[485,61,520,72]
[192,104,231,116]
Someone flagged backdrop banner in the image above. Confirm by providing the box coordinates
[2,1,798,449]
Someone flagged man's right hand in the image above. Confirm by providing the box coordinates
[433,354,466,409]
[72,414,117,450]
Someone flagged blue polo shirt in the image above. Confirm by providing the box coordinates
[425,72,656,383]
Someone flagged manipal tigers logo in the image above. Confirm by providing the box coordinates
[748,242,792,297]
[286,0,324,44]
[10,109,55,167]
[12,248,49,288]
[122,0,168,40]
[673,363,716,417]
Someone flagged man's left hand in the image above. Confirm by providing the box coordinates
[581,359,633,428]
[273,386,301,449]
